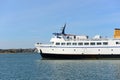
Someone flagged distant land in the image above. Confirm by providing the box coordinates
[0,48,37,53]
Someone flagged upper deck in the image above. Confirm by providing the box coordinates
[36,24,120,47]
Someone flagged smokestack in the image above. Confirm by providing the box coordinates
[114,28,120,39]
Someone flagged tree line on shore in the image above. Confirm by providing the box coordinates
[0,48,37,53]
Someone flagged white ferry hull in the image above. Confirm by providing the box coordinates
[37,47,120,59]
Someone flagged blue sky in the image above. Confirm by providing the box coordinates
[0,0,120,49]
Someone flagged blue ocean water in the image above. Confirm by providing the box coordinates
[0,53,120,80]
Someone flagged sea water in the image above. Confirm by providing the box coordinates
[0,53,120,80]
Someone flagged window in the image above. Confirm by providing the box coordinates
[90,42,95,45]
[67,43,71,45]
[57,36,61,39]
[56,43,60,45]
[51,42,54,44]
[72,43,77,45]
[103,42,108,45]
[37,43,39,44]
[116,42,120,44]
[61,43,65,45]
[78,42,83,45]
[84,43,89,45]
[97,42,101,45]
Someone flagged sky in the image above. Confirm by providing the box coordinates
[0,0,120,49]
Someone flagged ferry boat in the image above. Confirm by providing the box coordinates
[35,24,120,59]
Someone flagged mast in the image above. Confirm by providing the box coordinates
[61,24,66,34]
[53,24,66,36]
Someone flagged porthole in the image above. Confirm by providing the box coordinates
[111,49,113,51]
[74,49,76,51]
[98,49,100,51]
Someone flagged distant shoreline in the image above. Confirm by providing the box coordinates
[0,48,36,53]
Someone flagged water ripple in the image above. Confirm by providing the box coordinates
[0,53,120,80]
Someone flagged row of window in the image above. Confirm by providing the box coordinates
[56,42,108,46]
